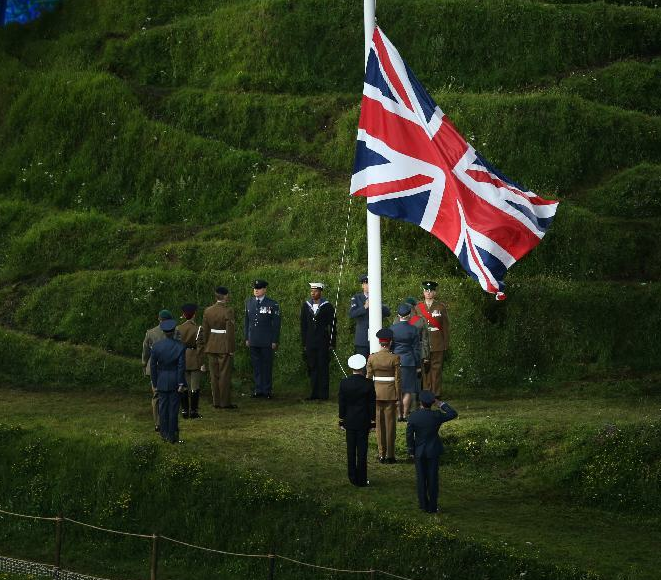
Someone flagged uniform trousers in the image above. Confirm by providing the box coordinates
[414,455,440,512]
[158,390,180,443]
[306,346,330,399]
[250,346,274,396]
[151,391,159,428]
[207,354,232,406]
[375,400,397,459]
[422,350,445,396]
[185,369,202,391]
[345,429,369,486]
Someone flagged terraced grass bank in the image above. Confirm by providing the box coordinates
[1,1,660,386]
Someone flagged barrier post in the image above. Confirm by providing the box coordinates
[267,554,276,580]
[150,534,159,580]
[54,513,63,568]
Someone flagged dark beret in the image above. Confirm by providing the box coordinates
[397,303,412,316]
[420,390,436,405]
[160,319,177,332]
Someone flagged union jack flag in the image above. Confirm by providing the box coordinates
[350,27,559,297]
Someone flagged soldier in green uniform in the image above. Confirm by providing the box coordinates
[142,309,181,432]
[366,328,401,464]
[176,303,204,419]
[414,281,450,396]
[201,286,237,409]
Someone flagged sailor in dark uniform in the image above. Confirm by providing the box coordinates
[348,274,391,360]
[150,319,187,444]
[300,282,336,400]
[244,279,281,398]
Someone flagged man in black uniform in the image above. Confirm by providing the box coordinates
[244,279,281,398]
[338,354,376,487]
[300,282,336,400]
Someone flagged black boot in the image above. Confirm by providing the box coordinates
[189,390,201,419]
[180,390,190,419]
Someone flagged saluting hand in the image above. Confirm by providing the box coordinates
[364,299,369,309]
[245,340,250,347]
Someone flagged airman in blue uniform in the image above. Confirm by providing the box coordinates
[406,391,458,513]
[349,274,391,360]
[390,303,421,421]
[150,319,187,444]
[244,279,281,398]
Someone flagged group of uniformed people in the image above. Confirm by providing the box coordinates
[142,286,237,443]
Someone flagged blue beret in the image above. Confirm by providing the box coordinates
[420,390,436,405]
[397,303,412,316]
[160,319,177,332]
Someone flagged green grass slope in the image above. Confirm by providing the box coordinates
[1,0,661,387]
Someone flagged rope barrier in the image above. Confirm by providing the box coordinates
[375,570,415,580]
[1,507,416,580]
[275,554,373,574]
[0,507,57,521]
[62,517,152,539]
[160,536,268,559]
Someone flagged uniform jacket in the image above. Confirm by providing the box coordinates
[150,337,187,392]
[338,374,376,431]
[415,300,450,352]
[300,299,336,349]
[409,316,431,360]
[244,296,281,347]
[142,325,181,376]
[202,302,236,354]
[389,321,421,368]
[348,293,391,347]
[366,349,401,401]
[176,319,204,370]
[406,403,458,458]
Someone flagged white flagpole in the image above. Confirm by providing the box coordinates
[363,0,382,354]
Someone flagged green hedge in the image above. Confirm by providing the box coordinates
[582,163,661,219]
[0,328,141,390]
[0,210,178,283]
[101,0,661,93]
[0,70,261,223]
[558,59,661,115]
[156,88,354,162]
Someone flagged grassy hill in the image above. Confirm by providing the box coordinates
[2,0,661,389]
[1,2,661,579]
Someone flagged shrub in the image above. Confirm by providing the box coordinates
[583,164,661,219]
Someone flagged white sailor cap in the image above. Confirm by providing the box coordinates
[348,354,367,370]
[309,282,325,289]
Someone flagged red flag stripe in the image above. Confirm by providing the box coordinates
[373,29,414,113]
[354,175,435,198]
